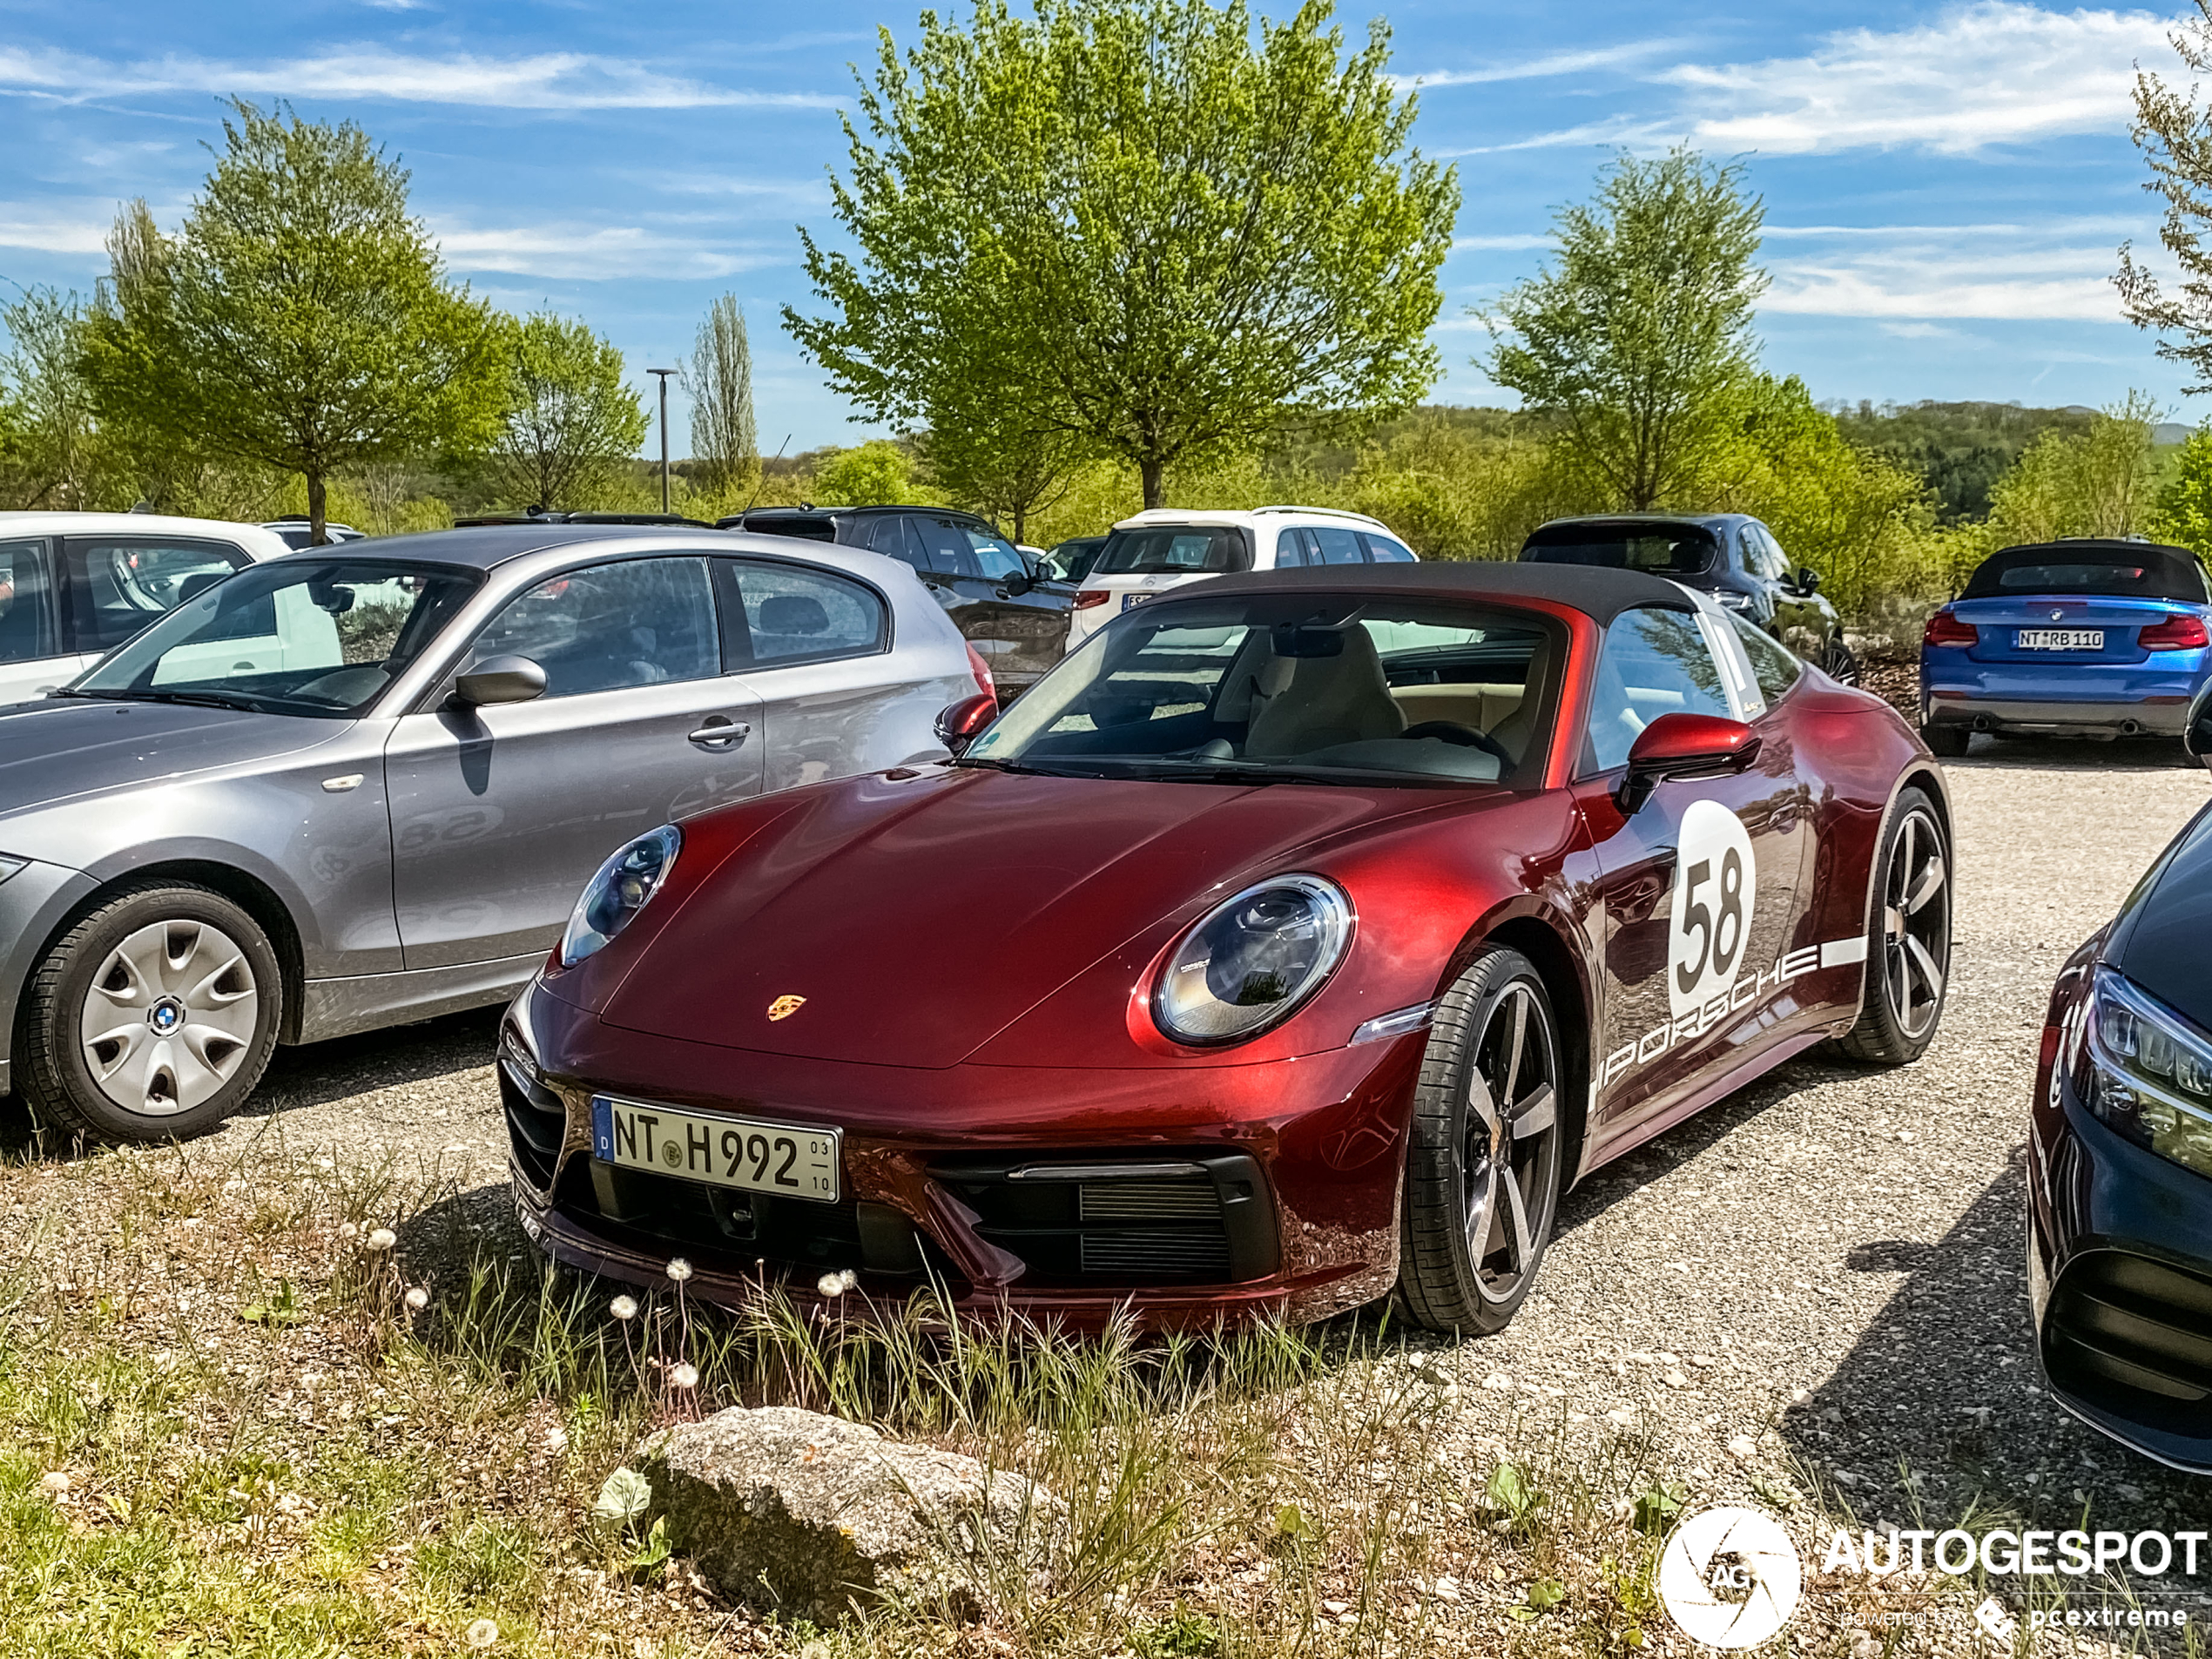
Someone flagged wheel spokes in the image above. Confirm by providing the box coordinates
[1906,854,1946,916]
[78,918,259,1117]
[1510,1085,1556,1140]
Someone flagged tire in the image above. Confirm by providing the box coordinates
[1920,722,1970,759]
[1824,637,1861,686]
[17,882,282,1144]
[1397,946,1566,1335]
[1832,787,1952,1066]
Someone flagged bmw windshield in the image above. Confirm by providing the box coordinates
[65,558,482,718]
[963,594,1560,786]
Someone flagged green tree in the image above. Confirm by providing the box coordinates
[787,0,1457,510]
[0,284,106,509]
[2155,425,2212,560]
[921,410,1087,543]
[1483,148,1768,512]
[487,313,649,512]
[813,438,933,507]
[2120,0,2212,385]
[82,100,502,543]
[685,294,759,501]
[1983,392,2165,548]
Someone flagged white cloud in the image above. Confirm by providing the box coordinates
[1762,225,2135,320]
[434,222,781,280]
[1667,2,2171,155]
[1397,41,1684,89]
[0,206,111,253]
[1452,233,1554,251]
[0,44,840,111]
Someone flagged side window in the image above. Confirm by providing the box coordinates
[1272,529,1307,569]
[1359,533,1416,563]
[866,516,924,570]
[1752,526,1792,583]
[911,516,977,577]
[1581,606,1732,773]
[464,557,718,698]
[963,529,1028,582]
[1729,610,1802,703]
[725,560,887,664]
[0,538,57,664]
[1311,527,1366,565]
[64,536,250,654]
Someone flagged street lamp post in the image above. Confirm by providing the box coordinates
[648,368,678,515]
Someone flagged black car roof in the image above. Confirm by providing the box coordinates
[738,503,988,522]
[1172,558,1697,624]
[301,523,740,571]
[1526,513,1738,536]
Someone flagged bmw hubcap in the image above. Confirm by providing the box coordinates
[1882,809,1950,1040]
[79,921,260,1116]
[1461,981,1560,1304]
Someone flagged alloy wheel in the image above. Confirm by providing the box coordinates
[78,920,260,1116]
[1460,980,1561,1304]
[1882,808,1950,1040]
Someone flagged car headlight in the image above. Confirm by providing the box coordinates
[1716,590,1757,611]
[2080,966,2212,1181]
[1152,875,1352,1046]
[559,826,681,968]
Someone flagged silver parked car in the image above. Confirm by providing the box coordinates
[0,524,976,1142]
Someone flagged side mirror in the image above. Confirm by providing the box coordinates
[935,692,998,756]
[1001,569,1037,597]
[1795,567,1822,596]
[2188,682,2212,771]
[453,654,548,707]
[1616,712,1763,814]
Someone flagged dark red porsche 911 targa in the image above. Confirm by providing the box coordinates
[501,562,1953,1333]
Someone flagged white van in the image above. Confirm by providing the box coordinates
[1066,506,1417,647]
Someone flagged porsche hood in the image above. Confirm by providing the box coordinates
[595,765,1412,1069]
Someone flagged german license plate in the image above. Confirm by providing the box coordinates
[2017,629,2102,651]
[1122,591,1157,611]
[590,1096,840,1203]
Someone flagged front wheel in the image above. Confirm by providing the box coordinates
[1398,947,1565,1335]
[17,882,282,1143]
[1824,637,1861,685]
[1832,787,1952,1065]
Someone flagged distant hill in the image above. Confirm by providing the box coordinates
[1831,401,2102,523]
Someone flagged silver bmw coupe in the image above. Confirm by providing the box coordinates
[0,523,976,1142]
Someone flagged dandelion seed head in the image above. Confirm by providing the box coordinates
[365,1228,397,1251]
[336,1221,358,1242]
[816,1271,846,1298]
[839,1269,860,1292]
[403,1287,428,1311]
[38,1471,69,1496]
[664,1257,693,1283]
[609,1294,637,1321]
[669,1362,699,1390]
[465,1616,500,1649]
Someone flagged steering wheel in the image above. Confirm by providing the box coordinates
[1401,719,1514,767]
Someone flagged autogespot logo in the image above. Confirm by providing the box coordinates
[1658,1506,1805,1649]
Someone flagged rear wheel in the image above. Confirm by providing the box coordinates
[1398,947,1565,1335]
[17,882,282,1143]
[1920,722,1970,759]
[1833,787,1952,1065]
[1824,637,1860,685]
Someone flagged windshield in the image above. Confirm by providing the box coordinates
[1092,525,1252,577]
[964,594,1559,786]
[1520,524,1718,575]
[71,558,482,718]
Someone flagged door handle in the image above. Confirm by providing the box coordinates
[688,718,751,747]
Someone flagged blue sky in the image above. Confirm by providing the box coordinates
[0,0,2194,451]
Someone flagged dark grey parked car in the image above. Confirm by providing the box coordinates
[0,525,974,1143]
[724,505,1074,693]
[1520,514,1857,683]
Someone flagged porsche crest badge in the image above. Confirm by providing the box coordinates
[766,995,806,1022]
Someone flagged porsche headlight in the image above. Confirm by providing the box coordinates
[2081,966,2212,1182]
[1152,875,1352,1046]
[559,825,681,968]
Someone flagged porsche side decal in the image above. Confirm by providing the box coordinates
[1600,933,1869,1089]
[1669,799,1757,1019]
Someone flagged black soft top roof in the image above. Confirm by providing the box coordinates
[1171,558,1697,625]
[1963,540,2209,603]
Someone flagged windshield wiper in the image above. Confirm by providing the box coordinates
[49,687,268,714]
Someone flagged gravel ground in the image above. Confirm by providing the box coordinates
[19,733,2210,1642]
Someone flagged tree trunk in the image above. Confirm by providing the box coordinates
[1140,455,1164,510]
[1011,505,1027,543]
[307,470,327,547]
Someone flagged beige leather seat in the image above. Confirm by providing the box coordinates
[1244,630,1406,755]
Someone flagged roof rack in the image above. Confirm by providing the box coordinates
[1250,504,1389,529]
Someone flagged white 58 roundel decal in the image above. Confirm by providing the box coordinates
[1668,799,1757,1018]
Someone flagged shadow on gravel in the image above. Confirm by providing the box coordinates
[1781,1157,2212,1625]
[1943,732,2202,772]
[0,1005,502,1161]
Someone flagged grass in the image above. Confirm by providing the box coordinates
[0,1120,2189,1657]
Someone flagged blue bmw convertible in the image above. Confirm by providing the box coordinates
[1920,538,2212,757]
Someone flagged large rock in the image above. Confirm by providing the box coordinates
[639,1406,1064,1622]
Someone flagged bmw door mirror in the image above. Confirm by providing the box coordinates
[453,654,549,707]
[1616,712,1763,814]
[935,692,998,756]
[2187,683,2212,771]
